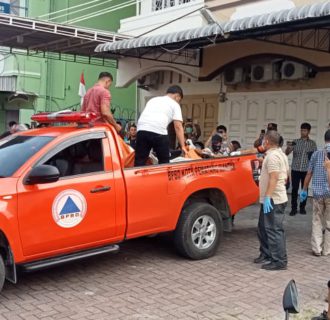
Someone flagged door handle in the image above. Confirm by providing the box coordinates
[90,186,111,193]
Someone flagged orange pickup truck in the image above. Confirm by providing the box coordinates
[0,115,259,292]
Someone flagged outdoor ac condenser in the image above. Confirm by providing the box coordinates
[251,64,274,82]
[281,61,308,80]
[137,72,160,90]
[224,67,244,85]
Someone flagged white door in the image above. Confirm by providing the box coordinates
[224,89,330,149]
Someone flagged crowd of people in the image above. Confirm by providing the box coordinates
[0,72,329,318]
[79,73,329,262]
[2,75,329,264]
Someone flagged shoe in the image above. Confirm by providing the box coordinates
[254,255,271,264]
[289,210,297,216]
[311,311,328,320]
[300,208,307,214]
[261,262,287,270]
[312,251,322,257]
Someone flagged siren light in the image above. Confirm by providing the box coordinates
[31,111,97,124]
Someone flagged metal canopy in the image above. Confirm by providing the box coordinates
[95,1,330,64]
[0,14,130,66]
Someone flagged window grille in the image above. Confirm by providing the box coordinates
[152,0,193,11]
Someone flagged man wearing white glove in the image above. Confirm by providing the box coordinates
[300,129,330,257]
[254,130,290,270]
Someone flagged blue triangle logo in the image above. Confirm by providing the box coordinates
[60,196,80,215]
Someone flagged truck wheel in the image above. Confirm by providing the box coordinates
[174,202,222,260]
[0,255,5,292]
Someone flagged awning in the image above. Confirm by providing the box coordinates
[0,14,130,66]
[95,1,330,53]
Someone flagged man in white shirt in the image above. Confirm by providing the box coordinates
[254,130,289,271]
[134,85,187,166]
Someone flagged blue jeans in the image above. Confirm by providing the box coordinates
[257,202,288,266]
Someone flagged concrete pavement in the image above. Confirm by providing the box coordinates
[0,199,328,320]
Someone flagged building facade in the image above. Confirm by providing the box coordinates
[0,0,136,132]
[111,0,330,149]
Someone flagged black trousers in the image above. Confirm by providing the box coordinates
[134,130,170,166]
[257,202,287,266]
[291,170,307,211]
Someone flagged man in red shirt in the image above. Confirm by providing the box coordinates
[82,72,120,132]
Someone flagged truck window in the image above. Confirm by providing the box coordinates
[44,138,105,177]
[0,136,53,177]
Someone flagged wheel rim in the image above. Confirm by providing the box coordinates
[191,215,217,250]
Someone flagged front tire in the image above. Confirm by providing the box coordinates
[174,202,223,260]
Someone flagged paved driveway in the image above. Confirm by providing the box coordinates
[0,201,328,320]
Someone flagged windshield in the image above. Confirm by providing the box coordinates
[0,135,54,177]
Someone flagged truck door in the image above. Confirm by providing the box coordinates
[17,132,118,257]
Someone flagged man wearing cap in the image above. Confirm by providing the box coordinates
[134,85,187,166]
[205,125,232,153]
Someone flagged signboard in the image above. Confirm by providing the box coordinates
[0,2,10,14]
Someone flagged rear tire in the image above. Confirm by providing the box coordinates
[0,255,5,292]
[174,202,223,260]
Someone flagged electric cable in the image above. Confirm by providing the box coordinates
[160,40,191,52]
[66,0,139,24]
[44,0,115,22]
[135,5,205,38]
[37,0,102,18]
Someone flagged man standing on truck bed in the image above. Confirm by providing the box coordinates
[254,130,289,271]
[134,85,187,166]
[82,72,121,132]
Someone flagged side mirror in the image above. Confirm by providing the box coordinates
[283,279,299,320]
[24,165,60,185]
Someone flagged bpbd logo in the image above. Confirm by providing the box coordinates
[52,190,87,228]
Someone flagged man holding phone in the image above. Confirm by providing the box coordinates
[285,123,317,216]
[300,129,330,256]
[254,130,290,270]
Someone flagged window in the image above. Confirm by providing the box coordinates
[152,0,193,11]
[0,0,28,17]
[0,135,53,177]
[44,138,105,177]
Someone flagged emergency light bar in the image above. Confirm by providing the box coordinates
[31,111,97,124]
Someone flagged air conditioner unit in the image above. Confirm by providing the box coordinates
[137,73,160,90]
[281,61,308,80]
[251,64,274,82]
[224,67,244,85]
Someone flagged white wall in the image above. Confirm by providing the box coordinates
[119,0,205,36]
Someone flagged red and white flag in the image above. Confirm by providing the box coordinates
[78,72,86,106]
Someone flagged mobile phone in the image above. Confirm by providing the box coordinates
[327,152,330,160]
[261,129,265,134]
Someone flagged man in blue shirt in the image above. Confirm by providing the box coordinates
[300,129,330,257]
